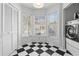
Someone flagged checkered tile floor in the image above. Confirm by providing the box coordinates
[10,42,72,56]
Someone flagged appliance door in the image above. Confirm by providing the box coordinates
[66,25,77,39]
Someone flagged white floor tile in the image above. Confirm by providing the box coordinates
[18,51,28,56]
[64,53,71,56]
[40,52,50,56]
[49,47,57,52]
[59,48,66,52]
[10,51,17,56]
[18,46,23,49]
[35,43,39,46]
[32,47,39,50]
[24,46,31,50]
[29,52,39,56]
[41,44,47,46]
[52,53,61,56]
[41,47,48,51]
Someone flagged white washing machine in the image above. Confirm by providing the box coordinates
[65,19,79,42]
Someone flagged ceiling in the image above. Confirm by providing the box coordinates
[19,3,59,10]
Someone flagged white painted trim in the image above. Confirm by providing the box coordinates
[0,3,3,56]
[61,4,66,50]
[63,3,72,10]
[8,3,21,49]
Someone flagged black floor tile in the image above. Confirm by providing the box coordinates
[56,50,65,56]
[46,49,54,55]
[37,45,43,48]
[45,42,48,44]
[53,46,59,49]
[13,54,18,56]
[30,45,35,48]
[66,50,73,55]
[32,42,37,44]
[38,42,43,44]
[36,49,44,54]
[26,49,34,54]
[22,44,28,47]
[45,45,51,48]
[17,48,25,53]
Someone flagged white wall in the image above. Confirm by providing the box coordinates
[46,4,63,48]
[20,6,32,45]
[21,9,48,45]
[21,6,31,36]
[21,7,31,16]
[0,3,2,56]
[21,7,51,45]
[31,9,47,16]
